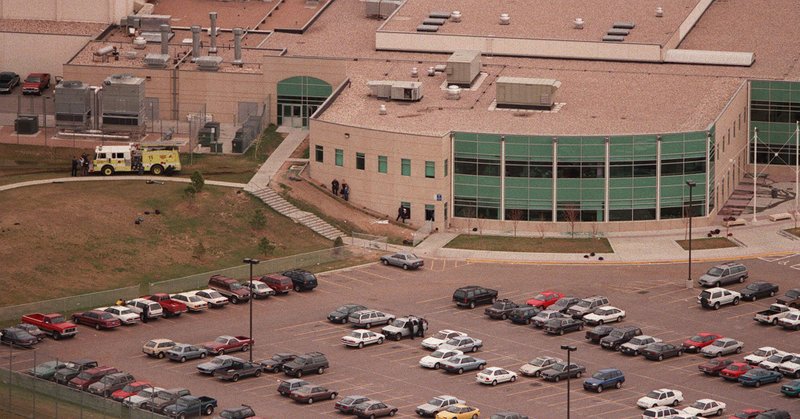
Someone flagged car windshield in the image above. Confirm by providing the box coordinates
[689,402,706,409]
[491,301,506,309]
[390,319,405,327]
[444,338,461,346]
[728,365,741,371]
[592,372,607,379]
[551,363,567,372]
[608,330,624,338]
[214,337,228,344]
[575,300,591,308]
[0,74,13,81]
[76,372,92,380]
[208,291,223,298]
[211,358,226,365]
[707,267,724,276]
[753,349,770,356]
[432,332,450,340]
[139,389,155,397]
[787,290,800,298]
[428,398,445,407]
[629,337,646,345]
[229,283,242,290]
[25,77,41,83]
[531,358,547,366]
[431,351,448,358]
[50,315,66,323]
[121,384,138,392]
[156,391,173,399]
[711,340,726,347]
[533,294,546,300]
[645,391,661,398]
[745,284,760,291]
[145,341,157,348]
[766,355,784,362]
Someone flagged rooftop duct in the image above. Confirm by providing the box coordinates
[196,56,223,71]
[191,25,201,61]
[209,12,218,53]
[160,24,170,55]
[233,27,243,67]
[367,81,423,101]
[495,77,560,110]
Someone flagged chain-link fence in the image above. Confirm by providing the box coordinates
[0,286,142,327]
[232,102,268,154]
[0,345,164,418]
[350,232,389,250]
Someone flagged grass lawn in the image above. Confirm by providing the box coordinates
[444,235,614,253]
[0,142,95,186]
[676,237,738,250]
[0,181,330,306]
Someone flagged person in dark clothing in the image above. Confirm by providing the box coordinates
[407,318,416,340]
[418,319,427,337]
[341,183,350,201]
[396,206,404,222]
[71,157,79,177]
[331,179,339,196]
[141,304,149,323]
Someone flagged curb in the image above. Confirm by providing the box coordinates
[465,250,797,266]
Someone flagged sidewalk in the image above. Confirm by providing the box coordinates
[245,128,308,191]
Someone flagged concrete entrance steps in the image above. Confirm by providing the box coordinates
[250,187,345,241]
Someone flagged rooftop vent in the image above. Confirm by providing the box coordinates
[427,67,436,76]
[417,24,439,32]
[144,53,169,68]
[613,21,635,29]
[196,56,223,71]
[233,27,244,66]
[574,18,584,29]
[209,12,218,53]
[191,25,201,61]
[93,45,115,62]
[655,7,664,17]
[446,85,461,100]
[132,37,147,49]
[159,24,170,55]
[379,104,387,115]
[423,18,447,26]
[499,13,510,25]
[429,11,451,19]
[411,67,419,78]
[451,11,462,23]
[367,81,423,101]
[365,0,401,19]
[446,50,481,87]
[124,51,138,60]
[495,77,560,110]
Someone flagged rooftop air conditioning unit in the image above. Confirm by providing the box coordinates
[196,56,223,71]
[144,53,169,68]
[495,77,561,110]
[367,81,423,101]
[446,50,481,86]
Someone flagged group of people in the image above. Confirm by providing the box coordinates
[330,179,350,201]
[70,153,91,177]
[406,316,427,340]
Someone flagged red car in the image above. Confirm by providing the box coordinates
[111,380,151,401]
[22,73,50,95]
[143,294,188,317]
[202,335,253,355]
[259,274,293,294]
[728,409,765,419]
[526,291,564,308]
[67,366,119,390]
[698,358,734,376]
[682,332,722,353]
[71,310,121,330]
[720,362,753,381]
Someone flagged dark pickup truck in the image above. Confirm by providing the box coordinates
[163,395,217,418]
[214,361,263,382]
[144,388,191,414]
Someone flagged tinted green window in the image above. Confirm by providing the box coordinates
[356,152,365,170]
[425,161,435,178]
[401,159,411,176]
[314,145,323,163]
[335,149,343,167]
[444,159,448,177]
[378,156,387,173]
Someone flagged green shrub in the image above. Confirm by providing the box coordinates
[250,210,267,230]
[191,171,205,192]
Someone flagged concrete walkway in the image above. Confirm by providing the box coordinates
[246,128,308,192]
[0,175,247,192]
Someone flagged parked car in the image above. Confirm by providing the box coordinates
[697,287,741,309]
[353,400,397,418]
[68,366,119,390]
[567,295,610,319]
[508,306,540,325]
[192,289,229,308]
[745,347,780,365]
[620,335,662,356]
[526,291,564,308]
[142,339,176,358]
[491,413,528,419]
[420,349,463,369]
[698,262,748,287]
[282,352,329,377]
[0,327,39,348]
[440,355,486,374]
[541,362,586,382]
[126,299,163,320]
[0,71,20,93]
[777,310,800,330]
[169,293,209,312]
[740,281,779,301]
[245,279,275,299]
[777,354,800,378]
[258,353,297,373]
[585,325,615,343]
[532,310,568,328]
[111,380,151,401]
[98,306,140,324]
[15,323,45,341]
[476,367,517,386]
[700,337,744,357]
[435,404,480,419]
[543,317,584,335]
[753,304,795,325]
[166,344,208,363]
[382,316,428,340]
[217,405,259,419]
[144,388,192,414]
[777,288,800,308]
[88,372,135,397]
[682,332,722,353]
[143,294,188,317]
[123,386,164,409]
[637,388,684,408]
[519,356,563,377]
[415,395,464,417]
[197,355,245,375]
[71,310,121,330]
[720,362,754,381]
[277,378,309,396]
[208,275,251,304]
[422,330,467,350]
[484,299,520,320]
[335,395,371,414]
[20,313,78,340]
[22,73,50,95]
[53,359,98,384]
[202,335,253,355]
[641,406,681,418]
[600,326,642,351]
[342,329,385,348]
[29,360,68,380]
[214,360,263,382]
[438,336,483,353]
[549,296,581,313]
[258,273,293,294]
[738,368,783,387]
[327,304,367,323]
[583,306,626,325]
[348,310,395,328]
[453,286,498,309]
[641,343,683,361]
[582,368,624,393]
[754,410,792,419]
[730,409,767,419]
[759,352,794,370]
[380,252,424,270]
[282,269,318,292]
[698,358,734,376]
[780,379,800,397]
[163,395,217,418]
[289,385,337,404]
[681,399,726,417]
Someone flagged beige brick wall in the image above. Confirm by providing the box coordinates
[0,0,133,23]
[0,32,92,79]
[712,81,750,214]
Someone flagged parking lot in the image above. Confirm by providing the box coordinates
[4,256,800,418]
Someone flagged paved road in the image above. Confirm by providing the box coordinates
[4,257,800,418]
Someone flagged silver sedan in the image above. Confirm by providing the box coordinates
[380,252,424,270]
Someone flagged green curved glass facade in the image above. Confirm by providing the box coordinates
[277,76,332,128]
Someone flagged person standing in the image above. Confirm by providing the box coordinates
[141,304,149,323]
[70,157,79,177]
[407,318,415,340]
[396,205,404,222]
[81,153,89,176]
[342,183,350,201]
[331,179,339,196]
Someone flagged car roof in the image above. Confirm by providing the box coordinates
[715,262,744,268]
[148,338,173,344]
[597,368,621,373]
[703,287,730,292]
[715,337,737,342]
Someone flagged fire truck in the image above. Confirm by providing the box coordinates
[92,142,181,176]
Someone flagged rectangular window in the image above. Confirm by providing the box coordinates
[314,145,323,163]
[378,156,387,173]
[335,149,343,167]
[401,159,411,176]
[425,161,435,178]
[444,159,448,177]
[401,201,411,218]
[425,204,435,221]
[356,152,365,170]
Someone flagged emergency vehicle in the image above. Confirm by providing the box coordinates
[92,142,181,176]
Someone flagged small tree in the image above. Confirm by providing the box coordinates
[562,205,579,238]
[250,209,267,230]
[258,237,275,256]
[476,215,486,236]
[191,171,205,193]
[192,239,206,260]
[332,236,344,255]
[462,207,477,235]
[508,209,525,237]
[591,222,600,239]
[183,185,197,206]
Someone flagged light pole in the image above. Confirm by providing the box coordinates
[560,344,577,419]
[243,257,260,362]
[686,180,697,289]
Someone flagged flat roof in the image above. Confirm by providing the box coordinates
[379,0,701,45]
[0,19,109,36]
[151,0,331,31]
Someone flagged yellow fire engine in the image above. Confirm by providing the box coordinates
[92,142,181,176]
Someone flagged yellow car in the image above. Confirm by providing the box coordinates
[435,404,480,419]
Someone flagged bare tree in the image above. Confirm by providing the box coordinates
[476,214,486,236]
[591,222,600,239]
[462,207,476,235]
[508,209,525,237]
[561,205,579,238]
[536,223,546,239]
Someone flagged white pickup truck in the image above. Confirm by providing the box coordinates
[753,303,795,325]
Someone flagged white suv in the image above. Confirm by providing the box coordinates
[125,298,163,319]
[697,287,741,310]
